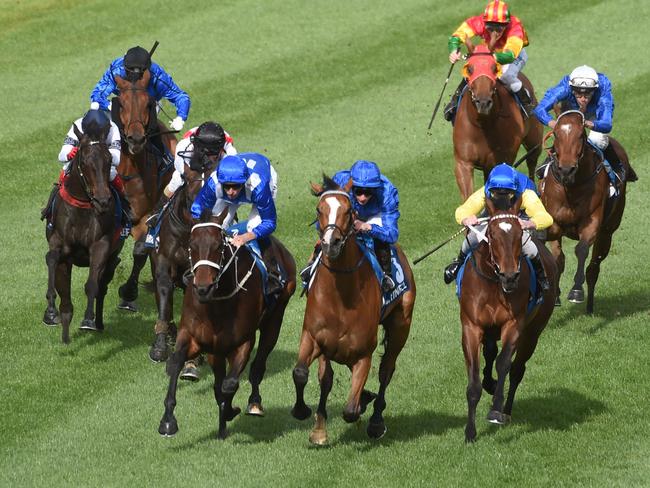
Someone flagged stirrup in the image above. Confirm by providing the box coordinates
[381,274,396,293]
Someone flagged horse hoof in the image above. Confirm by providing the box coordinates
[567,289,585,303]
[158,419,178,437]
[225,407,241,422]
[486,410,506,425]
[367,421,387,440]
[149,334,169,363]
[79,319,99,332]
[246,403,265,417]
[43,309,60,327]
[309,429,328,446]
[179,364,200,382]
[117,300,137,312]
[217,428,229,440]
[291,405,312,421]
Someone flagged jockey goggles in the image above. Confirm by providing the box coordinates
[353,187,374,197]
[485,22,507,32]
[222,183,244,192]
[572,87,595,97]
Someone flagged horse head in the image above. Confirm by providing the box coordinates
[485,197,523,293]
[310,175,354,260]
[182,149,221,203]
[463,45,500,115]
[71,124,113,214]
[550,110,587,185]
[115,70,155,155]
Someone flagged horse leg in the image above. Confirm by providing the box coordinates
[548,236,565,306]
[150,256,174,362]
[481,331,498,395]
[462,320,483,443]
[487,320,519,425]
[503,330,541,420]
[217,340,255,439]
[158,329,193,437]
[585,231,613,315]
[247,304,287,416]
[342,356,371,423]
[44,248,61,326]
[95,251,121,331]
[80,240,110,332]
[207,353,228,439]
[454,159,475,201]
[310,356,334,446]
[568,239,592,304]
[291,329,321,421]
[118,239,149,312]
[55,260,73,344]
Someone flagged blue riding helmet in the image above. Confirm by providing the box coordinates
[485,163,518,195]
[350,160,382,189]
[81,109,111,140]
[217,155,249,185]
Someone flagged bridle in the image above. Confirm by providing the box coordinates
[470,213,522,283]
[70,141,109,207]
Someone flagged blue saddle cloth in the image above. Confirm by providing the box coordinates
[456,253,541,315]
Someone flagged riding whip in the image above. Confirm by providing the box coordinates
[513,143,541,168]
[426,58,457,132]
[149,40,159,58]
[413,226,466,265]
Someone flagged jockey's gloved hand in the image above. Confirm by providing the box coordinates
[67,147,79,161]
[90,101,100,110]
[170,116,184,131]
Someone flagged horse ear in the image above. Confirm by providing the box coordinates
[140,69,151,86]
[73,122,83,141]
[465,38,475,54]
[343,178,353,193]
[310,181,324,196]
[485,193,496,215]
[200,208,213,223]
[114,75,128,90]
[512,195,523,216]
[213,207,230,225]
[467,64,474,75]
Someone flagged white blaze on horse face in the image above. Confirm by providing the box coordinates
[560,124,572,136]
[498,222,513,233]
[322,197,341,244]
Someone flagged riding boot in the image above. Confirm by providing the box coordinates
[443,78,468,122]
[150,133,174,167]
[444,250,467,285]
[530,254,551,292]
[515,86,535,116]
[374,239,396,293]
[259,238,284,296]
[111,175,132,235]
[41,183,60,222]
[146,194,170,228]
[602,142,626,183]
[300,240,322,288]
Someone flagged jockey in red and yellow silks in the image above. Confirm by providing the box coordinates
[443,0,533,122]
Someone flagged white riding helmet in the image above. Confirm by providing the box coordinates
[569,65,599,89]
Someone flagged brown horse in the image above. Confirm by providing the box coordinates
[112,70,177,311]
[539,110,635,313]
[459,201,557,442]
[148,155,219,362]
[43,128,125,343]
[453,45,542,200]
[291,177,416,445]
[158,210,296,439]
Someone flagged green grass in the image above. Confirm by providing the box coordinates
[1,0,649,486]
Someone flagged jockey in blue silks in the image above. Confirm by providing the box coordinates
[301,160,400,293]
[90,45,191,164]
[533,65,622,176]
[190,153,282,294]
[443,163,553,291]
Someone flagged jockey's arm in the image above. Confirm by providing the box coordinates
[449,19,477,51]
[250,188,277,240]
[521,190,553,230]
[494,35,523,65]
[107,123,121,168]
[532,78,569,126]
[224,132,237,155]
[190,176,218,219]
[368,187,400,244]
[593,78,614,133]
[455,188,486,225]
[90,61,119,110]
[58,123,80,163]
[154,65,191,121]
[164,137,192,197]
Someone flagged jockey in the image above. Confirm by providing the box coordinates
[443,0,532,121]
[90,45,191,163]
[301,160,400,293]
[533,65,623,177]
[43,110,130,226]
[443,163,552,291]
[190,153,283,294]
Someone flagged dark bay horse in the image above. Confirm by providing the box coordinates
[148,155,219,362]
[112,70,177,311]
[459,201,557,442]
[453,45,542,200]
[43,128,124,343]
[539,110,636,313]
[159,210,296,439]
[291,177,416,445]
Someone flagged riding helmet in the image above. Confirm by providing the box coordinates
[124,46,151,79]
[569,65,599,89]
[485,163,518,193]
[217,155,249,185]
[483,0,510,24]
[81,109,111,141]
[350,160,382,189]
[192,122,226,155]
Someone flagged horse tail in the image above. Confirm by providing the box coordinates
[627,163,639,182]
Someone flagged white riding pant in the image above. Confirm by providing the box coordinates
[460,222,538,258]
[588,130,609,150]
[499,48,528,92]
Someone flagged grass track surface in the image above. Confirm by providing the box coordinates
[1,1,649,486]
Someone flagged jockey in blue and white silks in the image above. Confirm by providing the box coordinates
[333,160,400,292]
[190,153,282,293]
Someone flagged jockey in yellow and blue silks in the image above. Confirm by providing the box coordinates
[90,46,190,164]
[533,65,623,177]
[301,160,400,293]
[190,153,282,294]
[443,163,553,291]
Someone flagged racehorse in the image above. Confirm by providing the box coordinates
[290,176,416,445]
[158,209,296,439]
[453,44,542,200]
[112,70,177,311]
[459,199,557,442]
[43,127,124,343]
[539,110,636,313]
[148,154,219,362]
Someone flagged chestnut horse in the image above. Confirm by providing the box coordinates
[148,154,219,362]
[158,210,296,439]
[453,45,542,200]
[459,201,557,442]
[112,70,177,311]
[540,110,636,313]
[291,177,416,445]
[43,128,124,343]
